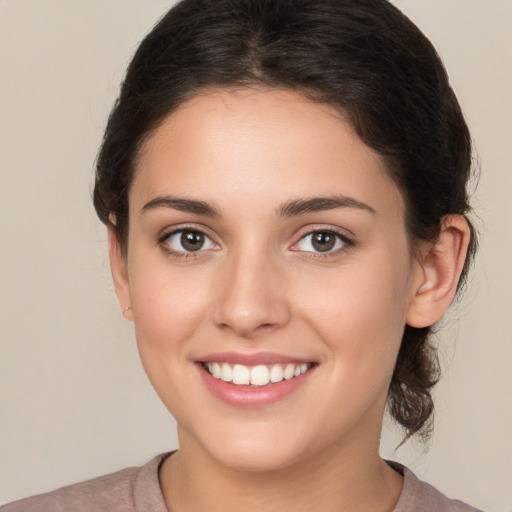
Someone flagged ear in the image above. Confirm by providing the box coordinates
[406,215,471,328]
[107,225,134,322]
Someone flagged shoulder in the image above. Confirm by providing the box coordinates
[0,453,170,512]
[390,462,485,512]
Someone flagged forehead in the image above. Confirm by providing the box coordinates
[131,87,404,220]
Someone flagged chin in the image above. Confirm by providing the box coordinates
[192,423,310,473]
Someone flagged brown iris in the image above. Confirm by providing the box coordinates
[180,230,205,251]
[311,231,336,252]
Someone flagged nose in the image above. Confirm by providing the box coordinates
[212,249,291,339]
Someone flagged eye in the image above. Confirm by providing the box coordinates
[163,229,217,253]
[294,230,350,253]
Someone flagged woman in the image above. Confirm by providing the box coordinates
[1,0,484,510]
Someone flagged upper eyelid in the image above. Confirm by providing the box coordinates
[297,231,351,247]
[158,225,219,255]
[290,230,354,260]
[294,225,354,244]
[301,228,350,239]
[158,223,216,241]
[159,227,219,257]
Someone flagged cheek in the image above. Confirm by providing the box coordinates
[126,262,215,418]
[128,259,212,361]
[296,252,412,378]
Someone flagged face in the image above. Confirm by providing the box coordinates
[115,88,424,472]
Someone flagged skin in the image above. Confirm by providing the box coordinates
[109,87,470,512]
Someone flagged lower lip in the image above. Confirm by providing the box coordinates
[197,364,315,408]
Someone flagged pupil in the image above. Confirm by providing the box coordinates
[181,231,204,251]
[312,232,335,252]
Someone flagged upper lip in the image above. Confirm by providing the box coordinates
[197,351,316,366]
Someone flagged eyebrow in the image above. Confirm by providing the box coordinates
[140,194,376,218]
[141,196,221,217]
[278,195,376,217]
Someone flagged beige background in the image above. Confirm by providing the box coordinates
[0,1,511,510]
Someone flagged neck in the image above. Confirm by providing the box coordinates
[159,429,403,512]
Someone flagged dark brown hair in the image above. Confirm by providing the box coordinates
[94,0,477,441]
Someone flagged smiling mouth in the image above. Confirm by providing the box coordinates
[200,362,314,387]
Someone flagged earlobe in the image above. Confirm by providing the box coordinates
[107,225,134,322]
[406,215,471,328]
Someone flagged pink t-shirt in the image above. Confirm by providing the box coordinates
[1,453,483,511]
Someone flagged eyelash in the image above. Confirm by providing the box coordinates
[158,225,217,260]
[292,228,354,258]
[158,226,355,260]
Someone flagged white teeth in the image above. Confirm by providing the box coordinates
[220,363,233,382]
[232,364,250,385]
[283,364,295,380]
[205,361,312,386]
[211,362,221,378]
[269,364,284,383]
[250,365,270,386]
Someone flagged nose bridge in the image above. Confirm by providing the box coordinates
[213,241,289,337]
